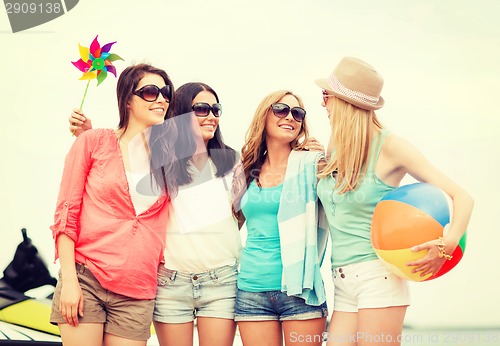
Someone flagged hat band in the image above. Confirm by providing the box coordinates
[327,75,380,106]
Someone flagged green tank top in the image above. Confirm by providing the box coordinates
[317,129,396,268]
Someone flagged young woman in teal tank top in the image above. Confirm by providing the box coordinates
[315,57,474,346]
[232,90,328,346]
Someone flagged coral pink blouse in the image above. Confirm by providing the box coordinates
[50,129,169,299]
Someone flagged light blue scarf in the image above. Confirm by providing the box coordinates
[278,150,328,306]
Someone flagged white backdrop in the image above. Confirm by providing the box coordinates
[1,0,499,329]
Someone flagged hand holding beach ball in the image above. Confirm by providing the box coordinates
[371,183,466,282]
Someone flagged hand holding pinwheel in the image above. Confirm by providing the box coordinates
[71,35,123,135]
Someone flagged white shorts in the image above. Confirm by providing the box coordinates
[332,259,410,312]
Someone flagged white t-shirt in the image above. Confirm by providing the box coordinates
[163,159,242,272]
[125,170,160,215]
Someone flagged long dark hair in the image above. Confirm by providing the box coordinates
[116,63,179,198]
[171,82,238,185]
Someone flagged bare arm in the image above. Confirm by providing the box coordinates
[56,234,84,326]
[385,135,474,276]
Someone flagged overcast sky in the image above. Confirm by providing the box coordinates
[1,0,499,329]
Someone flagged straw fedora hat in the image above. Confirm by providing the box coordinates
[315,57,384,111]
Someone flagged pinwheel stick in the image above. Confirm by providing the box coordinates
[80,80,91,110]
[71,80,91,136]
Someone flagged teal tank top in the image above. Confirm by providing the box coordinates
[317,129,396,268]
[238,180,283,291]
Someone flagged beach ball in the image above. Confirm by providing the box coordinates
[371,183,466,282]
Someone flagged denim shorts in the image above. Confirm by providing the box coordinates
[234,289,328,322]
[50,263,154,341]
[332,259,411,312]
[153,261,238,323]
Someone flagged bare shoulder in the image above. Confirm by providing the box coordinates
[379,132,430,176]
[382,133,420,158]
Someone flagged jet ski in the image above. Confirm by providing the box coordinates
[0,228,60,345]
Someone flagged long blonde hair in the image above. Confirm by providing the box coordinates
[232,90,309,220]
[318,97,383,194]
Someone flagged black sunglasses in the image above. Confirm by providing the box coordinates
[271,103,306,122]
[322,90,335,103]
[133,84,172,102]
[192,102,222,117]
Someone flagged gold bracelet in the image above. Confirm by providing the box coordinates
[436,237,453,261]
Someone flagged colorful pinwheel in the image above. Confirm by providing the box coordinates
[71,35,123,112]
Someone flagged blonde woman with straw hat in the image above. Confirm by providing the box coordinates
[315,57,474,346]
